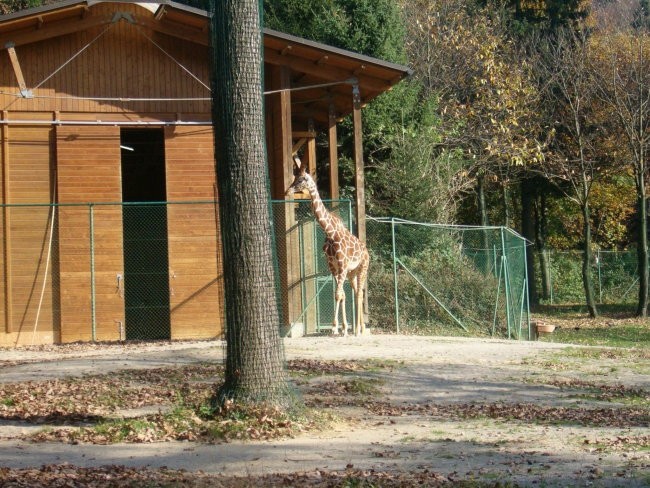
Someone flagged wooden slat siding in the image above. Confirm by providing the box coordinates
[0,3,210,115]
[164,126,223,339]
[56,126,124,343]
[2,127,57,344]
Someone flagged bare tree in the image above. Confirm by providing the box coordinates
[208,0,294,406]
[536,27,605,317]
[594,28,650,316]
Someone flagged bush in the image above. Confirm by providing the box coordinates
[368,237,509,337]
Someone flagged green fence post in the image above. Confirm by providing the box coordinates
[391,217,400,333]
[521,232,532,340]
[492,256,504,336]
[89,203,96,342]
[500,227,512,338]
[548,249,554,304]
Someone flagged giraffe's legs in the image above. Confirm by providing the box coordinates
[350,255,369,336]
[332,273,348,336]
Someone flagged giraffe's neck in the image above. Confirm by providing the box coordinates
[305,178,341,238]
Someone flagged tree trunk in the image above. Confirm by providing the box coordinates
[534,193,552,301]
[581,202,598,318]
[502,183,510,228]
[209,0,293,406]
[477,174,491,274]
[477,174,489,227]
[636,189,648,317]
[521,178,538,309]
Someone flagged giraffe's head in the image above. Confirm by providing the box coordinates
[285,156,313,196]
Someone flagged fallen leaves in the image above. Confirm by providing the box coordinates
[366,400,650,427]
[0,465,453,488]
[584,434,650,452]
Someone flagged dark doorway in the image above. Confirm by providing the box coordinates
[120,128,171,340]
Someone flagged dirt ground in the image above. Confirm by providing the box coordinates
[1,335,649,487]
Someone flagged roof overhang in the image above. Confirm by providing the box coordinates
[0,0,412,126]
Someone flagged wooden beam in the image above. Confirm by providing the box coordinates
[328,104,339,200]
[0,14,113,49]
[133,15,208,46]
[352,85,366,245]
[306,119,316,179]
[1,112,12,334]
[292,138,307,156]
[264,49,391,93]
[5,45,29,96]
[291,131,316,139]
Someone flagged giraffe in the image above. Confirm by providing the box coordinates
[286,156,370,337]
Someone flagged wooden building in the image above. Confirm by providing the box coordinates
[0,0,411,345]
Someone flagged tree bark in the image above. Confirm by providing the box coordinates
[534,193,552,301]
[477,174,489,227]
[521,178,538,309]
[477,174,491,274]
[208,0,293,406]
[636,189,648,317]
[581,201,598,318]
[502,183,510,229]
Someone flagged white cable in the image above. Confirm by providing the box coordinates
[133,27,211,92]
[33,24,115,90]
[31,172,57,345]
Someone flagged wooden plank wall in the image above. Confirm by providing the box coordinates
[56,125,124,342]
[164,126,223,339]
[0,3,210,116]
[0,123,57,345]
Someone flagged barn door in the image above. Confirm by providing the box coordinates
[120,128,170,340]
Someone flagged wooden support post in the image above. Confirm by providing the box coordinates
[6,45,30,97]
[352,86,368,324]
[352,85,366,244]
[269,66,301,334]
[328,104,339,201]
[306,119,316,178]
[1,112,12,333]
[270,66,293,199]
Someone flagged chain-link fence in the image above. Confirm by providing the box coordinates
[3,199,531,344]
[535,249,640,305]
[1,201,223,344]
[366,218,531,339]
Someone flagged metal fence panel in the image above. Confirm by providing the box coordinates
[536,250,640,305]
[366,218,531,340]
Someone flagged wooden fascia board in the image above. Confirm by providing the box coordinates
[132,15,207,46]
[0,12,112,49]
[264,48,392,94]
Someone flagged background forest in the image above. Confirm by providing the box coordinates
[3,0,650,317]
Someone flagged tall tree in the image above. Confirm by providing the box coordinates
[537,27,604,317]
[208,0,293,406]
[593,29,650,316]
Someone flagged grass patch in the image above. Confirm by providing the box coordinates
[534,305,650,348]
[539,325,650,348]
[1,397,15,407]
